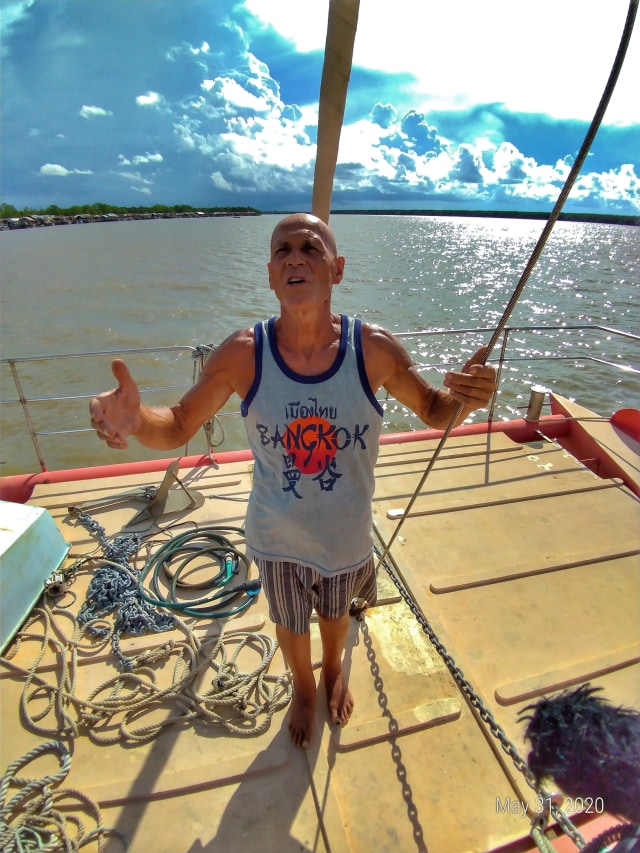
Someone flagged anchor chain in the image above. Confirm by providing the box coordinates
[375,547,586,850]
[72,509,141,563]
[73,510,176,670]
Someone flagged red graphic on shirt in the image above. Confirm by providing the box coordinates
[283,416,338,475]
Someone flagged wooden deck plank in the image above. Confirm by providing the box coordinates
[496,643,640,705]
[551,394,640,491]
[375,435,606,516]
[372,430,640,803]
[375,483,639,583]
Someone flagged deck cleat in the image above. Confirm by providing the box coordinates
[44,571,68,597]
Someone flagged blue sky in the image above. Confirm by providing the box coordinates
[1,0,639,215]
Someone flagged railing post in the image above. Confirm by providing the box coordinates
[486,328,511,427]
[8,360,48,472]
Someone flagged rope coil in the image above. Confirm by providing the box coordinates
[0,740,125,853]
[1,515,289,745]
[75,510,176,670]
[1,591,292,744]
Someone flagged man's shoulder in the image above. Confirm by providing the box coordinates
[200,326,257,394]
[204,326,255,370]
[219,326,256,350]
[360,321,399,349]
[359,321,411,376]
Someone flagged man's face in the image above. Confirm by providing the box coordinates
[267,216,345,309]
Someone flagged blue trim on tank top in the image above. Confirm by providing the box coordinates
[267,314,348,384]
[241,314,384,416]
[240,322,263,416]
[354,318,385,416]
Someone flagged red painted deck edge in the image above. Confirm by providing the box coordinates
[549,398,640,499]
[0,416,570,505]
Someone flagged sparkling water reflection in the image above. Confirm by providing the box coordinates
[1,214,638,474]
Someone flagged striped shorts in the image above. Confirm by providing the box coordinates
[253,556,377,635]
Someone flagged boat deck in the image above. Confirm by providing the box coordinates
[1,424,639,853]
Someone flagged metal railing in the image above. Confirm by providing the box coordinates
[2,346,204,473]
[1,325,638,474]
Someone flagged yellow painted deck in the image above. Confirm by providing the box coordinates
[1,423,639,853]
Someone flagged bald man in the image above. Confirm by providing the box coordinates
[90,213,496,748]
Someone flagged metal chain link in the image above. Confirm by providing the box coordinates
[73,510,176,670]
[73,509,141,563]
[376,547,586,849]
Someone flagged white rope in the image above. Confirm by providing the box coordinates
[0,740,126,852]
[1,563,292,745]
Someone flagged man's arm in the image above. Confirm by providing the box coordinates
[90,328,255,450]
[362,324,496,430]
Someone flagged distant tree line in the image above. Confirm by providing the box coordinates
[330,208,639,226]
[0,201,261,219]
[3,201,636,227]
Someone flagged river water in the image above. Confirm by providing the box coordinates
[1,214,638,475]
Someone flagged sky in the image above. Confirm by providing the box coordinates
[1,0,639,216]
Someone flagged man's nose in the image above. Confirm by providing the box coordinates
[287,248,304,264]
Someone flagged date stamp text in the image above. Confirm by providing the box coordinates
[496,796,605,818]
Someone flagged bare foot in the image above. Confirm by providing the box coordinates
[289,687,316,749]
[325,665,354,726]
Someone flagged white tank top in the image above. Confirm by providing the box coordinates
[241,315,383,575]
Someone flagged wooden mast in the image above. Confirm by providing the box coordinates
[311,0,360,224]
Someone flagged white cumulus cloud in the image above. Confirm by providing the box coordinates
[136,91,163,107]
[79,105,112,119]
[39,163,93,176]
[116,171,152,185]
[118,152,163,166]
[210,171,234,191]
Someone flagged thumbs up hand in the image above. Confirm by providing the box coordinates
[89,359,142,449]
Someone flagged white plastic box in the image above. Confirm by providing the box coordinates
[0,500,70,653]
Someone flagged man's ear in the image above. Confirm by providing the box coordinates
[333,255,345,283]
[267,261,274,290]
